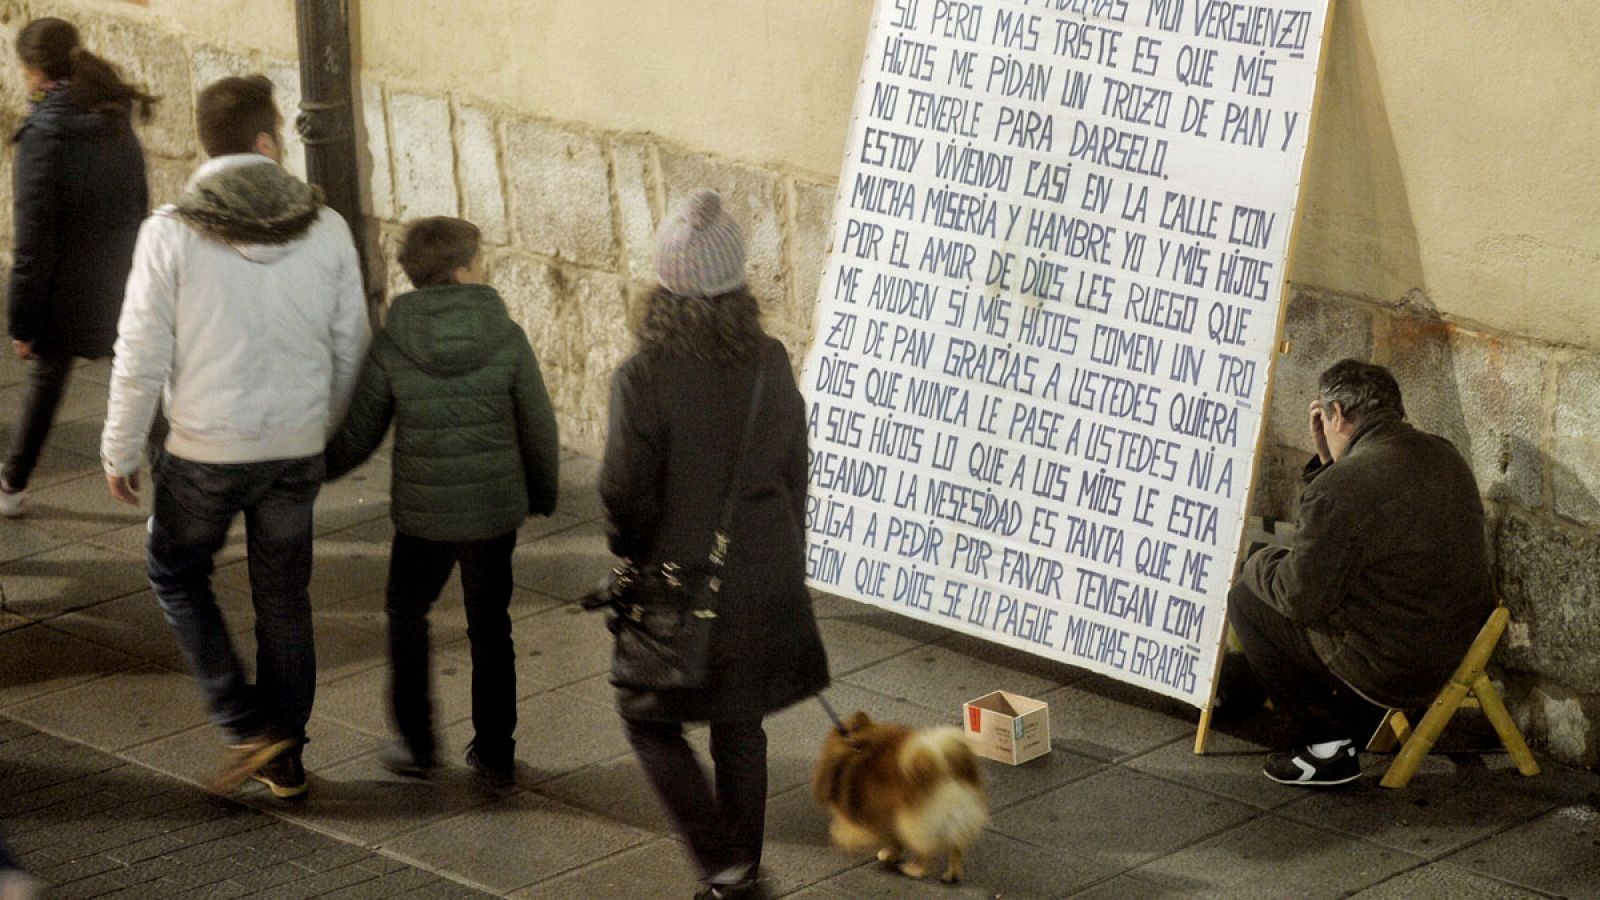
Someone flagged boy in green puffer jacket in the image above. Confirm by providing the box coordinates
[326,216,559,789]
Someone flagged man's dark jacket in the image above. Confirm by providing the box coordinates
[8,90,148,357]
[325,283,559,541]
[1239,415,1494,707]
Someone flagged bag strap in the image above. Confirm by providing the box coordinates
[709,368,766,569]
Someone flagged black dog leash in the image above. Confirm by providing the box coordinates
[816,693,862,751]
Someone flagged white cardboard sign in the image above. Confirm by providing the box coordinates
[802,0,1332,707]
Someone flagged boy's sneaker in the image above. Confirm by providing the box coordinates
[210,732,297,794]
[377,742,439,780]
[465,741,516,793]
[250,744,309,799]
[0,481,26,519]
[1263,741,1361,786]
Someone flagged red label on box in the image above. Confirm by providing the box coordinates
[967,705,982,733]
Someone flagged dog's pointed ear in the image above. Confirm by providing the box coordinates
[846,710,871,731]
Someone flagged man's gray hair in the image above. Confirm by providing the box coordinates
[1317,359,1405,424]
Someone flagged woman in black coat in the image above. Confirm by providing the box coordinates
[2,18,151,515]
[600,190,829,900]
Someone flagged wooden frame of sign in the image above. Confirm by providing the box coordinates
[802,0,1342,737]
[1194,0,1341,755]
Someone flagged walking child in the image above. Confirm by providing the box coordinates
[5,17,153,516]
[326,217,559,788]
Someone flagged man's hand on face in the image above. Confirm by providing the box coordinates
[1309,400,1332,465]
[106,471,140,505]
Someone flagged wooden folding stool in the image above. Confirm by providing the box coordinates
[1365,606,1541,789]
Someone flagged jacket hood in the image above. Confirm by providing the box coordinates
[13,89,124,143]
[172,155,321,254]
[384,283,517,376]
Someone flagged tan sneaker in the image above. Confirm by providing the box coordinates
[209,733,296,794]
[249,745,309,799]
[0,869,45,900]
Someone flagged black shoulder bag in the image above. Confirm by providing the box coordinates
[590,369,766,691]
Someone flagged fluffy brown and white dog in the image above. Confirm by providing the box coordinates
[812,711,989,883]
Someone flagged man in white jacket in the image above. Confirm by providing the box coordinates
[101,75,370,799]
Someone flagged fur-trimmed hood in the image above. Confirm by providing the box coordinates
[173,154,321,251]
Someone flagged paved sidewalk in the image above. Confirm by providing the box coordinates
[1,718,492,898]
[2,355,1599,898]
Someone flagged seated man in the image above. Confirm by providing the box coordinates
[1230,359,1494,786]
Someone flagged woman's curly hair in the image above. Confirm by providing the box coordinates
[633,286,764,365]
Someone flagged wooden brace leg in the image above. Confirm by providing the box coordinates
[1367,710,1412,753]
[1381,681,1469,789]
[1473,673,1541,777]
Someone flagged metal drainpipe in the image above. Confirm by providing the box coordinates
[293,0,375,311]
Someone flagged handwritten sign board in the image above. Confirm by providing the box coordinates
[801,0,1332,707]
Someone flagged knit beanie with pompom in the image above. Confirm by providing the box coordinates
[653,189,746,298]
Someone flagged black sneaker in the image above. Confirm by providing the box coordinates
[377,742,439,780]
[250,744,309,799]
[465,741,515,792]
[1263,742,1361,786]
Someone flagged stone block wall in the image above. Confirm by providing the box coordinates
[2,1,1596,765]
[378,87,832,449]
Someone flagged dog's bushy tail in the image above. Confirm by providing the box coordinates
[897,727,988,854]
[901,728,980,790]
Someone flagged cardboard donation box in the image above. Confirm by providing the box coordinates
[964,691,1050,765]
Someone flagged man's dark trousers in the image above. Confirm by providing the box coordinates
[147,452,323,744]
[1228,581,1385,745]
[385,530,519,766]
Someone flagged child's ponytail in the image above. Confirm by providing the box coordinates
[68,46,158,123]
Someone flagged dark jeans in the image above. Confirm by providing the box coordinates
[148,452,323,744]
[625,718,767,884]
[1228,582,1384,746]
[386,530,518,765]
[2,353,73,490]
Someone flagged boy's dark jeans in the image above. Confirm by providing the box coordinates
[386,530,518,766]
[2,353,73,490]
[148,452,323,744]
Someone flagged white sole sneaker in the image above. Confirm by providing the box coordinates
[0,488,25,518]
